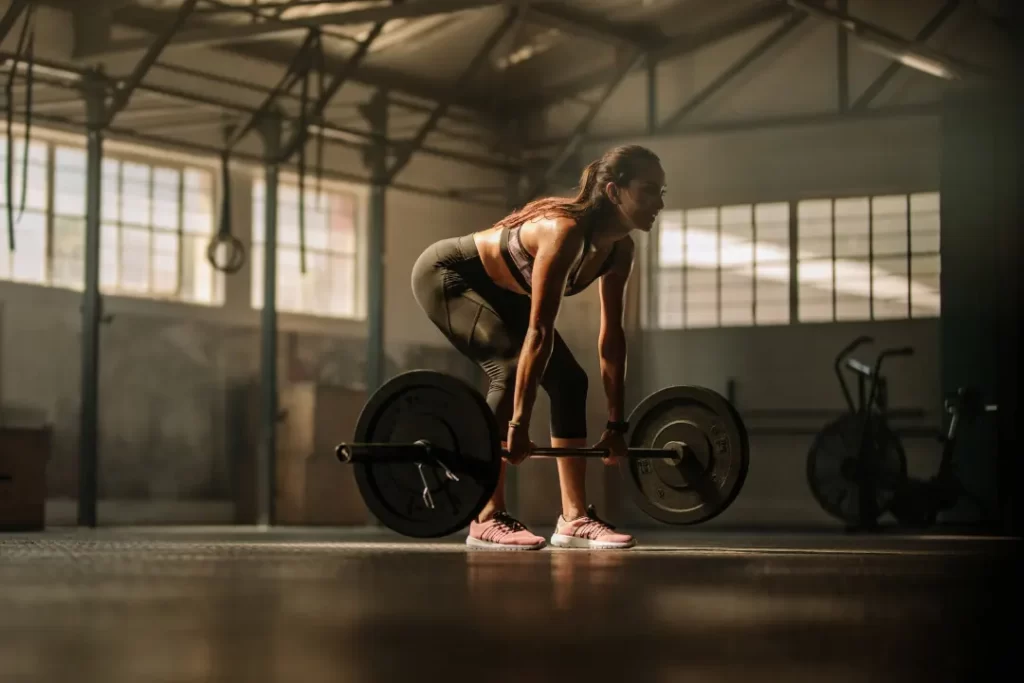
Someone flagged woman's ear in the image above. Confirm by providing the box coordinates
[604,181,619,205]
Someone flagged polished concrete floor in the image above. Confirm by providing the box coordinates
[0,526,1018,683]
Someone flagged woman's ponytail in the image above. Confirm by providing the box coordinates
[573,160,601,203]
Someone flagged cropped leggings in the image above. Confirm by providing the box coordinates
[411,234,588,439]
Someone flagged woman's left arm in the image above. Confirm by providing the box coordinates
[597,237,635,423]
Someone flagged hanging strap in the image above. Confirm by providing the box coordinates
[17,29,35,224]
[5,3,34,253]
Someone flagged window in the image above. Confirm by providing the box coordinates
[0,138,49,284]
[648,192,941,329]
[797,192,940,322]
[649,202,791,329]
[251,178,362,319]
[1,132,223,305]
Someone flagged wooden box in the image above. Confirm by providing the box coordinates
[276,382,369,526]
[0,426,50,531]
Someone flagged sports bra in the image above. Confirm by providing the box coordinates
[499,223,618,297]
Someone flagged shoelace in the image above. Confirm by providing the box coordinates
[491,511,526,535]
[574,505,617,539]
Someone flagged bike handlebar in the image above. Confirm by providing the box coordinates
[834,338,914,413]
[835,336,874,412]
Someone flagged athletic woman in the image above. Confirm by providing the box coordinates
[411,145,665,550]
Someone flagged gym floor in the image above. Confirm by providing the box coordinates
[0,527,1018,683]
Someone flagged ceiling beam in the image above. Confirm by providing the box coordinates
[526,2,657,51]
[0,50,519,173]
[521,2,793,109]
[659,12,807,131]
[105,0,201,127]
[387,8,520,182]
[0,0,31,45]
[524,102,943,149]
[279,21,388,162]
[787,0,992,81]
[77,0,519,58]
[852,0,961,109]
[70,1,508,120]
[21,110,506,208]
[528,50,646,198]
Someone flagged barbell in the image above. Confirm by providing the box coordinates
[334,370,750,538]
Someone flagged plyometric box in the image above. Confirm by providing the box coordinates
[275,382,370,526]
[0,426,50,531]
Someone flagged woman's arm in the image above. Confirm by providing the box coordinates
[597,237,635,423]
[510,218,585,427]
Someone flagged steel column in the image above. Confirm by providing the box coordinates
[77,73,107,528]
[257,111,284,527]
[363,90,388,394]
[646,54,657,134]
[837,0,849,112]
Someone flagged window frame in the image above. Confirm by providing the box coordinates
[644,190,941,330]
[1,124,225,306]
[249,168,369,321]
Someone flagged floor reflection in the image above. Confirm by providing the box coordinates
[0,529,1016,683]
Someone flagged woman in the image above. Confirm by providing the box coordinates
[411,145,665,550]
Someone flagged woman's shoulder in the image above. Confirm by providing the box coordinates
[528,215,583,237]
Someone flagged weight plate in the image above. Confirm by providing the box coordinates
[806,413,907,525]
[619,386,749,525]
[351,370,501,538]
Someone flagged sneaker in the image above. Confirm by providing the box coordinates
[550,505,636,550]
[466,511,546,551]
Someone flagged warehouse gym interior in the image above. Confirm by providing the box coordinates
[0,1,1021,681]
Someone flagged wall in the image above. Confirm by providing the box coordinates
[495,30,955,528]
[0,145,503,526]
[0,1,517,525]
[2,0,994,530]
[520,114,946,530]
[488,0,1007,530]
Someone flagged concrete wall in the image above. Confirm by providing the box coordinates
[517,115,945,531]
[495,0,1017,530]
[0,144,502,525]
[0,1,514,524]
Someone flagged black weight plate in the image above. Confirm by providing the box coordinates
[619,386,749,525]
[806,413,907,525]
[352,370,501,538]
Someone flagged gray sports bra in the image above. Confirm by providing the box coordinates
[499,223,617,297]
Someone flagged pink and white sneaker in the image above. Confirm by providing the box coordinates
[550,506,636,550]
[466,511,546,551]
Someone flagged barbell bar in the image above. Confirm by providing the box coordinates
[336,442,692,463]
[334,370,751,538]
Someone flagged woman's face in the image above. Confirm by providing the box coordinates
[607,160,666,232]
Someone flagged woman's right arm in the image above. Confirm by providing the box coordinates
[509,218,585,431]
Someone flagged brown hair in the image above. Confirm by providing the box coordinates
[494,145,661,231]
